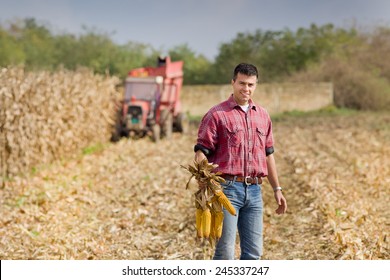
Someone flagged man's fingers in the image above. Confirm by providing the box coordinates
[275,199,287,215]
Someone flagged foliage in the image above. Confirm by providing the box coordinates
[0,27,25,65]
[288,26,390,110]
[212,24,358,83]
[0,18,158,78]
[1,18,389,109]
[169,44,212,84]
[0,18,355,83]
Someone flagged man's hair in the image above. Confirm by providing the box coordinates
[233,63,258,81]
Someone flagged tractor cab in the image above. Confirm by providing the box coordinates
[122,76,163,136]
[112,56,188,142]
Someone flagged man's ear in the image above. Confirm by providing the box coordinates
[231,79,235,85]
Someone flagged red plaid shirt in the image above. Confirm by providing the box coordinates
[197,94,274,177]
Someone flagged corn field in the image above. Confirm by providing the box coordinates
[0,67,120,178]
[0,68,389,259]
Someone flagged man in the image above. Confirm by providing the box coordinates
[194,63,287,260]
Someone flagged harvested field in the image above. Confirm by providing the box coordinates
[0,111,389,260]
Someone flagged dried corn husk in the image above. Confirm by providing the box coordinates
[0,66,120,177]
[181,158,236,244]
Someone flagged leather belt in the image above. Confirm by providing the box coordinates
[221,175,263,185]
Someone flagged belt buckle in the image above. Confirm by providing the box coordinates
[244,176,252,185]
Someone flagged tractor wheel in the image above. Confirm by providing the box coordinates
[110,110,123,142]
[161,109,173,139]
[175,112,189,134]
[151,124,161,142]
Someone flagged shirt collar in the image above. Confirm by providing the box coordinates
[228,94,257,111]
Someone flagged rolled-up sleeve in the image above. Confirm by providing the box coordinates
[265,115,274,155]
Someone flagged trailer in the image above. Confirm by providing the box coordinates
[112,56,188,142]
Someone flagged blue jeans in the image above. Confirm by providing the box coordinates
[213,178,263,260]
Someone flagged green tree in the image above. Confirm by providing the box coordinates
[212,24,359,83]
[72,28,118,74]
[168,44,212,84]
[52,33,79,70]
[113,41,159,79]
[212,31,265,83]
[19,18,56,70]
[0,27,25,66]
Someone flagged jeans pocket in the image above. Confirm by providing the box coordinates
[221,183,236,200]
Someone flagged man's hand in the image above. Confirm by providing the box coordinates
[195,150,206,163]
[194,150,208,189]
[274,191,287,215]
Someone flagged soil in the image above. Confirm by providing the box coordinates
[1,111,389,260]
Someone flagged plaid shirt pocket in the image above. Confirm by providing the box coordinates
[255,127,266,149]
[226,126,244,147]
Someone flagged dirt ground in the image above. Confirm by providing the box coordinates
[0,111,389,260]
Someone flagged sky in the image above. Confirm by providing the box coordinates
[1,0,390,60]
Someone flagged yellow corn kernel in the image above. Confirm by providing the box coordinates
[214,211,224,239]
[196,208,203,238]
[218,193,236,216]
[201,208,211,238]
[209,211,216,239]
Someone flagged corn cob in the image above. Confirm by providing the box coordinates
[214,211,224,239]
[214,189,236,216]
[182,158,235,243]
[213,189,223,197]
[201,208,211,238]
[209,211,216,239]
[196,208,203,238]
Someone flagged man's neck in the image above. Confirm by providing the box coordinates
[233,95,249,106]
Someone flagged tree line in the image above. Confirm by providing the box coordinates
[1,18,389,109]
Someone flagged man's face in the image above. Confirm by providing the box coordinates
[231,73,257,106]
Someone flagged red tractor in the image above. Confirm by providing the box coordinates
[112,56,188,142]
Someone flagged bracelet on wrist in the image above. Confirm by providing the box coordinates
[273,186,283,192]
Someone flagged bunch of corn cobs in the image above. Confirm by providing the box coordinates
[181,159,236,243]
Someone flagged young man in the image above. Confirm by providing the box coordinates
[194,63,287,260]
